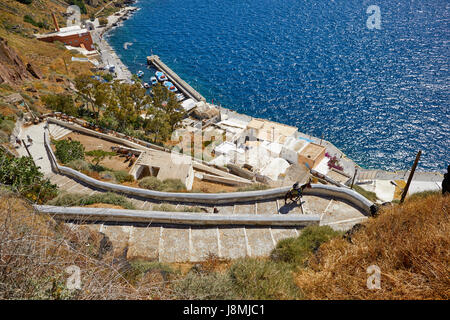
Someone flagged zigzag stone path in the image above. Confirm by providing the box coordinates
[18,123,367,262]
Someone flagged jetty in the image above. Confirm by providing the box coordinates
[147,55,206,102]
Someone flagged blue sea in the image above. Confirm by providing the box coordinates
[106,0,450,172]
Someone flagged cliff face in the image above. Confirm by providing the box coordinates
[0,37,30,85]
[0,37,44,86]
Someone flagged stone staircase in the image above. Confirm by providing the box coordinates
[48,123,72,140]
[46,171,368,262]
[356,169,379,182]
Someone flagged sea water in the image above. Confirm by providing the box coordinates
[107,0,449,172]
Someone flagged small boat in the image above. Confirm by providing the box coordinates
[163,81,171,87]
[143,82,150,89]
[137,70,144,78]
[155,71,167,82]
[176,93,185,101]
[150,76,158,85]
[168,85,177,92]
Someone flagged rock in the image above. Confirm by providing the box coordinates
[0,37,30,85]
[26,62,43,79]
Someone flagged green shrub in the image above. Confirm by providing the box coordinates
[406,190,441,202]
[0,119,16,134]
[138,176,163,190]
[47,192,135,209]
[0,131,9,143]
[42,94,77,116]
[23,15,48,29]
[353,185,378,202]
[162,178,186,192]
[113,170,134,183]
[138,177,186,192]
[152,203,202,213]
[66,159,91,172]
[54,139,85,164]
[101,73,113,82]
[99,171,116,182]
[67,0,87,14]
[270,225,341,266]
[0,150,58,203]
[228,258,302,300]
[174,272,236,300]
[85,149,116,166]
[98,17,108,26]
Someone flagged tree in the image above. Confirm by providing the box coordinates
[143,105,171,143]
[74,75,111,118]
[151,84,185,131]
[42,94,77,116]
[67,0,87,14]
[85,149,116,166]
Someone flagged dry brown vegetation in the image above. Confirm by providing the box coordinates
[295,193,450,299]
[0,190,175,299]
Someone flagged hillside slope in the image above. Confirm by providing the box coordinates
[295,193,449,299]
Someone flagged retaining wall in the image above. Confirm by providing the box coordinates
[34,205,321,226]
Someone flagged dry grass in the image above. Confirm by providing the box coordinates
[0,190,175,299]
[294,193,450,299]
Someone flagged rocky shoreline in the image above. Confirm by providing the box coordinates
[91,4,140,82]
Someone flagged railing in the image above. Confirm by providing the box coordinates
[34,205,321,226]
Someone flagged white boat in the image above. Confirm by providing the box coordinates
[143,82,150,89]
[150,76,158,85]
[155,71,167,82]
[137,70,144,78]
[176,93,185,101]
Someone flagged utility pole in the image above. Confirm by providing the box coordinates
[400,150,422,204]
[351,168,358,189]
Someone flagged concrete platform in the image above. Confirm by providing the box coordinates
[320,200,367,228]
[256,200,278,214]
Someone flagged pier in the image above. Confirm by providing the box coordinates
[147,55,206,102]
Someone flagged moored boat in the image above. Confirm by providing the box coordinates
[150,76,158,85]
[155,71,167,81]
[137,70,144,78]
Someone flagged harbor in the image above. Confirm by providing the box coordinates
[87,3,444,203]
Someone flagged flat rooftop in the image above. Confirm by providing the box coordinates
[299,143,325,160]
